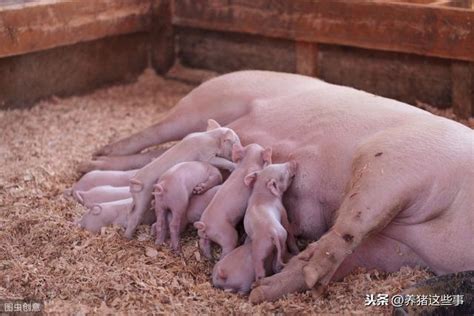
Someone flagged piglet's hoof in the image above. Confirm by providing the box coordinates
[150,223,157,237]
[192,183,207,195]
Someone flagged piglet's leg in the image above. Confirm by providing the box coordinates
[281,208,299,255]
[218,224,239,259]
[251,238,274,280]
[169,202,189,253]
[192,174,222,195]
[126,183,155,239]
[208,157,235,172]
[199,237,212,259]
[250,148,416,303]
[154,201,169,246]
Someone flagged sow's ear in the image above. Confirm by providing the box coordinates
[207,119,221,131]
[244,172,258,187]
[262,147,272,166]
[232,143,245,163]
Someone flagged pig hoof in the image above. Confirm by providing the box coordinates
[192,184,205,195]
[124,230,134,240]
[150,223,157,236]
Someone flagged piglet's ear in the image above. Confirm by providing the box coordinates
[207,119,221,131]
[244,172,258,187]
[222,130,237,145]
[262,147,272,166]
[232,143,245,163]
[267,179,280,196]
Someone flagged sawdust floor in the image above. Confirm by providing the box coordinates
[2,69,471,314]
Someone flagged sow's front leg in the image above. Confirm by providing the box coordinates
[250,144,421,303]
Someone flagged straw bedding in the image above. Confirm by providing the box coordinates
[1,69,471,314]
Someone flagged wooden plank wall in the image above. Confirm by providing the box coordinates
[0,0,152,58]
[0,0,473,117]
[173,0,474,117]
[0,0,175,108]
[173,0,474,62]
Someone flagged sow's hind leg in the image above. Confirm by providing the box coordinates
[250,131,430,303]
[79,147,168,174]
[93,85,252,158]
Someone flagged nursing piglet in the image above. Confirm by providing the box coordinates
[243,161,298,280]
[151,185,221,240]
[68,169,138,201]
[194,143,272,258]
[212,241,255,294]
[154,161,223,252]
[75,185,131,207]
[212,240,280,294]
[76,198,155,234]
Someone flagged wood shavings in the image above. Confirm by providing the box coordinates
[2,68,469,314]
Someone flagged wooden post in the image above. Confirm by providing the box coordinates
[295,42,319,77]
[150,0,175,74]
[451,61,474,118]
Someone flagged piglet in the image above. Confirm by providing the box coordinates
[243,161,299,280]
[212,241,255,294]
[75,185,131,207]
[76,198,155,234]
[154,161,223,252]
[194,143,272,258]
[151,185,221,239]
[125,119,240,239]
[212,240,280,294]
[67,169,138,199]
